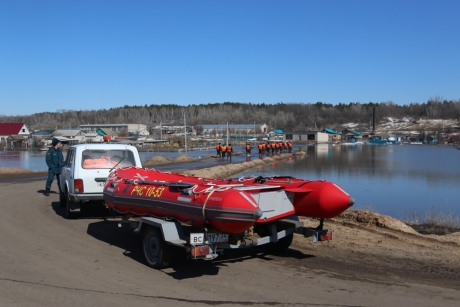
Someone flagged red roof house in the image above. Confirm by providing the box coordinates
[0,123,30,141]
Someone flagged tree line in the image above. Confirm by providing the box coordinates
[1,97,459,133]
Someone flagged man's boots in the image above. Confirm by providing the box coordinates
[44,188,50,196]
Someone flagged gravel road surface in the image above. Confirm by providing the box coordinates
[1,179,459,307]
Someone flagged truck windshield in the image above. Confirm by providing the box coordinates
[81,150,135,169]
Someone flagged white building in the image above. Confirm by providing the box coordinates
[53,129,86,143]
[285,131,329,143]
[79,124,147,135]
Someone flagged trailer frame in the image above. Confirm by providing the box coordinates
[118,215,332,269]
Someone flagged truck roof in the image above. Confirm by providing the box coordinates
[69,144,138,150]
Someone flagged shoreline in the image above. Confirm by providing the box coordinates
[0,167,47,181]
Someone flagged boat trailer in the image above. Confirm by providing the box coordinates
[118,215,332,269]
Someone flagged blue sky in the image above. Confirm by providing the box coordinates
[1,0,459,116]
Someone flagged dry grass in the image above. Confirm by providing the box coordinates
[354,203,379,213]
[402,205,460,235]
[348,203,460,235]
[0,167,34,174]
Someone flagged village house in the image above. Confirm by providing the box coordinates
[341,129,363,142]
[0,122,31,149]
[30,130,55,147]
[322,128,342,142]
[95,128,118,141]
[84,133,104,143]
[0,122,30,141]
[52,129,86,144]
[79,124,147,136]
[201,124,268,137]
[284,131,329,143]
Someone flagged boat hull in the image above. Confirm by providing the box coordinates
[231,176,354,219]
[104,167,263,233]
[104,168,355,234]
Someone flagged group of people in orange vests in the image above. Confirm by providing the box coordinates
[216,141,292,161]
[215,142,233,161]
[257,141,292,154]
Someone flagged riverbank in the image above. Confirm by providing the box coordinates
[0,167,47,181]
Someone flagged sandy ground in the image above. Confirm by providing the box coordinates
[0,160,459,306]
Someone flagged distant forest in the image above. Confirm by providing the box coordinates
[1,97,460,132]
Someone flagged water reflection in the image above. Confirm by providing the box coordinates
[237,145,460,218]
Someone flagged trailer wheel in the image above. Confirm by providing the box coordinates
[143,226,172,269]
[255,223,293,253]
[268,233,293,252]
[65,192,77,219]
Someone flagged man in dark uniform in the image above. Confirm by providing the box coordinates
[45,138,64,196]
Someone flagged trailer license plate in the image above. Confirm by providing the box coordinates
[207,233,228,243]
[189,233,228,244]
[97,182,105,187]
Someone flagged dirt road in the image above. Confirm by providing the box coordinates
[1,179,459,307]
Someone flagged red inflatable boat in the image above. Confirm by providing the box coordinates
[104,167,354,234]
[205,175,355,219]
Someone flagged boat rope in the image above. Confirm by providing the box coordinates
[202,189,216,223]
[191,185,232,194]
[238,176,256,182]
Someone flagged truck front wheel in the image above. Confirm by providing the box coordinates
[143,226,173,269]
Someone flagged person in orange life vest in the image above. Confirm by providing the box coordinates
[258,143,263,155]
[279,142,283,152]
[221,145,227,161]
[288,141,292,152]
[275,142,279,152]
[262,142,266,153]
[226,144,233,161]
[216,142,221,158]
[266,142,270,154]
[271,142,275,154]
[245,143,251,155]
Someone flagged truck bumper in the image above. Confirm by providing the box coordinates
[70,193,104,202]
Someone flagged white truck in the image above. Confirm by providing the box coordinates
[59,144,142,218]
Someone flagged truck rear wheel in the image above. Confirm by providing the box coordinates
[65,192,77,219]
[143,226,172,269]
[59,190,66,208]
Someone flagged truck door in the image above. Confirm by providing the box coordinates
[62,148,75,193]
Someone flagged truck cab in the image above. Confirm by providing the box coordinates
[59,144,142,218]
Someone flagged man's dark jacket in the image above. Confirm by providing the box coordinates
[46,147,64,173]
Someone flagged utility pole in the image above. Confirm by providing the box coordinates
[226,122,229,146]
[184,113,187,154]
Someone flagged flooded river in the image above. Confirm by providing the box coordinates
[237,144,460,220]
[1,144,459,220]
